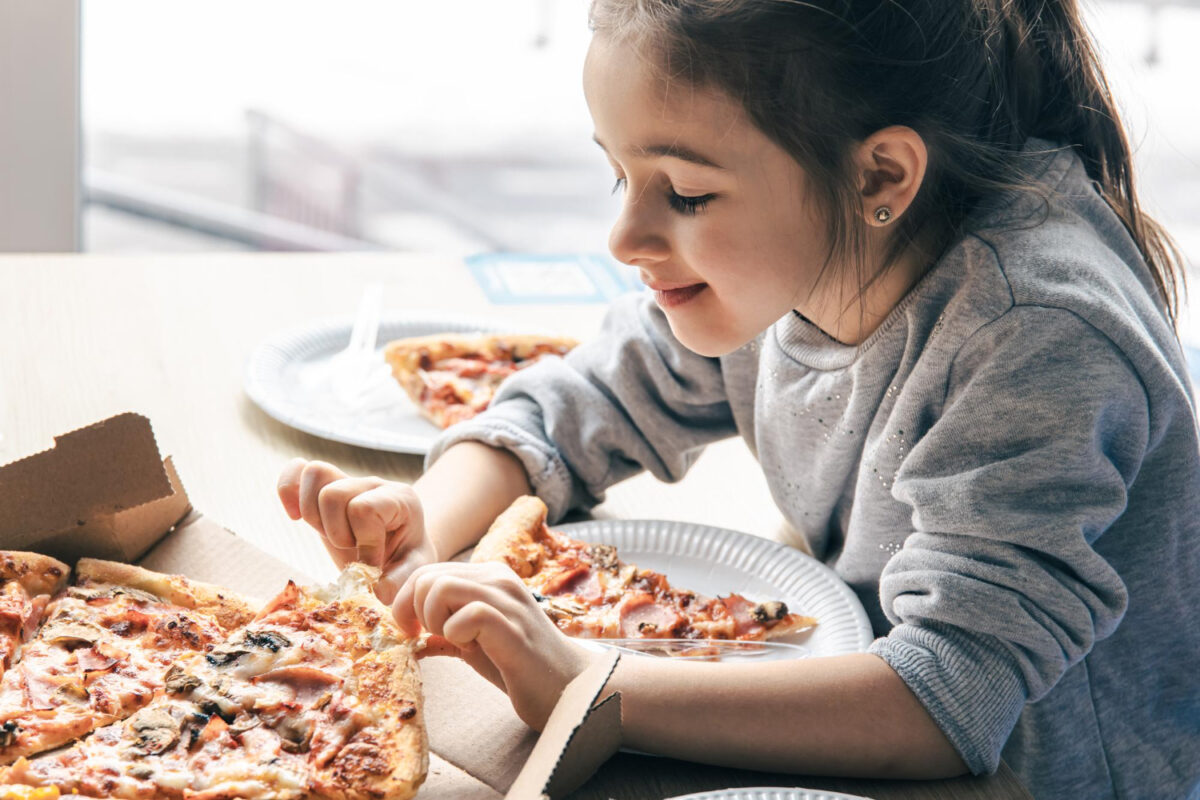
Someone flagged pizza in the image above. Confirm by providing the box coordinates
[0,559,427,800]
[472,497,817,646]
[0,553,70,679]
[0,559,258,764]
[384,333,578,429]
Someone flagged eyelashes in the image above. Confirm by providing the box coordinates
[610,177,715,216]
[667,191,714,215]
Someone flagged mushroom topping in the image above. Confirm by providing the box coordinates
[535,594,588,622]
[750,601,789,624]
[129,707,181,755]
[273,715,315,753]
[108,587,161,604]
[0,720,20,747]
[244,630,291,652]
[586,544,620,572]
[204,648,249,667]
[39,619,103,647]
[163,665,202,695]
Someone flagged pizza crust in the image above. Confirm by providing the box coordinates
[383,332,579,366]
[74,559,259,631]
[470,495,551,578]
[0,551,70,597]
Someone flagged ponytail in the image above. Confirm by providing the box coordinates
[989,0,1184,321]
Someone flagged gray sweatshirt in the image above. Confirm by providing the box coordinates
[429,145,1200,800]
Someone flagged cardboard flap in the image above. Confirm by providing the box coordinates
[423,754,505,800]
[505,651,622,800]
[0,413,188,562]
[421,657,541,793]
[138,511,309,601]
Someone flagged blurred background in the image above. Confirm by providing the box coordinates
[2,0,1198,338]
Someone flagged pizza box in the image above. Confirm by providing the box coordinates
[0,412,623,800]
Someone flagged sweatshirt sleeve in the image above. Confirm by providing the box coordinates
[425,293,738,522]
[869,305,1147,774]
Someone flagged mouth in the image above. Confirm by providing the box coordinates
[645,281,708,309]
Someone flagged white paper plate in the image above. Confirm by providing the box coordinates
[244,315,514,454]
[556,519,874,660]
[668,789,871,800]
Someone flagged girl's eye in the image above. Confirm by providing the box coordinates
[611,177,627,195]
[667,190,715,215]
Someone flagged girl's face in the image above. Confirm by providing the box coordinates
[584,35,831,357]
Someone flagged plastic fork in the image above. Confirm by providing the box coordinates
[329,283,396,411]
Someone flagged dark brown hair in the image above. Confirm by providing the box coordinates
[589,0,1185,323]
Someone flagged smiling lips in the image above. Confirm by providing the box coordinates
[647,281,708,308]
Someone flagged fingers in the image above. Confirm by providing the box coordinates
[316,477,388,550]
[279,459,427,573]
[392,562,525,640]
[291,460,348,536]
[346,483,418,568]
[375,546,430,608]
[276,458,309,520]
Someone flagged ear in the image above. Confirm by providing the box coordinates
[855,126,927,227]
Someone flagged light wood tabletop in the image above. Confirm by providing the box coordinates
[0,253,1032,800]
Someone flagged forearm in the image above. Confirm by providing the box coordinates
[610,652,967,779]
[414,441,533,560]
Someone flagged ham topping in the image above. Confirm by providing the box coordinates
[617,593,685,638]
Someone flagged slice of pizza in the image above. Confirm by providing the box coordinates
[0,559,258,765]
[0,553,70,679]
[0,564,427,800]
[472,497,817,645]
[383,332,578,429]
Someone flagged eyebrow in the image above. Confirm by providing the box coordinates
[593,136,725,170]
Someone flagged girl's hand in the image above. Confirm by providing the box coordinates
[393,562,599,730]
[276,458,439,605]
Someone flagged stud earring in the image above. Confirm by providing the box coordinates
[873,206,893,225]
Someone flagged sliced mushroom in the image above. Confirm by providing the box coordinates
[129,707,181,755]
[243,630,291,652]
[750,601,789,624]
[535,595,587,622]
[0,720,20,748]
[227,715,262,736]
[204,648,249,667]
[54,681,89,702]
[108,587,161,604]
[273,715,314,753]
[163,665,202,695]
[586,544,620,572]
[39,619,104,646]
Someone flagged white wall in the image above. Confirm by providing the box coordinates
[0,0,80,252]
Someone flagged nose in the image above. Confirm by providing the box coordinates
[608,195,670,266]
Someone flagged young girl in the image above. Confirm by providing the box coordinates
[278,1,1200,797]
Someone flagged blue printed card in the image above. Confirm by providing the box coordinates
[466,253,643,305]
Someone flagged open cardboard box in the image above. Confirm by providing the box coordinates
[0,413,623,800]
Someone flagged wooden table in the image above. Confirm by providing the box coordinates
[0,254,1032,800]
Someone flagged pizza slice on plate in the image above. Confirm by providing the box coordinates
[472,497,817,646]
[0,553,70,679]
[0,559,258,764]
[383,332,577,429]
[0,564,427,800]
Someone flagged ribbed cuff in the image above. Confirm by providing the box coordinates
[425,417,576,523]
[869,622,1027,774]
